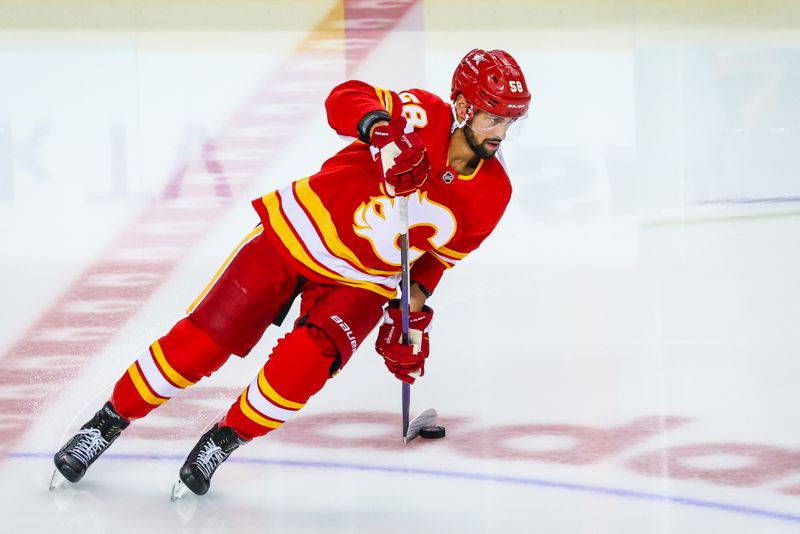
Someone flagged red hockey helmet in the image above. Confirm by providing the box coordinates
[451,49,530,119]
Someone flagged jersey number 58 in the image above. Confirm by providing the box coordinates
[399,92,428,128]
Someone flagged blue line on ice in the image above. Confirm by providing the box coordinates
[14,451,800,524]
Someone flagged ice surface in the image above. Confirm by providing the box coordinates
[1,1,799,532]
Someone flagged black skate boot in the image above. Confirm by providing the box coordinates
[174,423,247,498]
[52,402,130,486]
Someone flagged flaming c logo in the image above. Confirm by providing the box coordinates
[353,191,456,266]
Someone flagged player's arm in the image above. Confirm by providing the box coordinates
[376,220,504,385]
[408,282,428,312]
[326,81,430,196]
[410,184,512,296]
[325,80,403,142]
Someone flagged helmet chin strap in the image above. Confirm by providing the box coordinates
[450,102,473,132]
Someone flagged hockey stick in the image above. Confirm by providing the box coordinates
[398,195,438,444]
[398,195,412,439]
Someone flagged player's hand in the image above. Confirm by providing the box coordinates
[370,117,430,196]
[375,299,433,384]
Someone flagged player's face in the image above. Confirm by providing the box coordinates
[465,110,518,159]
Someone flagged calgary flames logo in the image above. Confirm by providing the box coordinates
[353,191,457,266]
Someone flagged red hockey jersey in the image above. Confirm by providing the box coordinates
[252,80,512,299]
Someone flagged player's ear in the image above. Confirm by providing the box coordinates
[454,94,470,122]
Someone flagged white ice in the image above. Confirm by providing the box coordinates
[1,1,799,533]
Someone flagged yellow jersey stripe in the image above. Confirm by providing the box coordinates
[262,193,396,298]
[294,179,396,276]
[151,340,194,389]
[382,88,393,115]
[430,251,454,268]
[437,246,468,260]
[445,158,485,182]
[458,159,484,181]
[239,389,283,429]
[373,86,385,109]
[373,86,392,114]
[186,225,264,314]
[128,363,167,406]
[257,368,304,410]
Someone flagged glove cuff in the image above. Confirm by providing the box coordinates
[383,301,434,333]
[357,110,392,143]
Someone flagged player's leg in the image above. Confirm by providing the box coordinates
[53,225,303,485]
[51,314,231,486]
[109,225,302,421]
[175,283,387,496]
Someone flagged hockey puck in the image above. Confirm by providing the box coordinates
[419,425,446,439]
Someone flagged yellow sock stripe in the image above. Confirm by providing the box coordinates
[186,225,264,313]
[239,388,283,429]
[257,368,305,410]
[294,179,396,276]
[128,363,167,406]
[150,340,194,389]
[261,192,396,298]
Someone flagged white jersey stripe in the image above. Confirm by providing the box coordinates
[279,186,401,288]
[430,249,457,268]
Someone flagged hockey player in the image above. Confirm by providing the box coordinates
[52,49,531,496]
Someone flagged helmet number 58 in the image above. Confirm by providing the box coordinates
[509,81,524,93]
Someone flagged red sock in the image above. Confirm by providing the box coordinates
[221,326,338,440]
[110,317,231,420]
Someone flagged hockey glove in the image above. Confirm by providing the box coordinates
[375,299,433,384]
[370,117,430,197]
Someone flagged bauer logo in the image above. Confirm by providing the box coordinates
[330,315,358,354]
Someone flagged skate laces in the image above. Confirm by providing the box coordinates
[71,428,109,466]
[195,438,226,479]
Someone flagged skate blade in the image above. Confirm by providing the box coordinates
[170,478,190,502]
[403,408,438,444]
[49,469,68,491]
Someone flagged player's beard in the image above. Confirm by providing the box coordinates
[464,124,501,160]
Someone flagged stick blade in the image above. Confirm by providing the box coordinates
[403,408,438,445]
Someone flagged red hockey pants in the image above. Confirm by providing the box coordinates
[110,225,387,440]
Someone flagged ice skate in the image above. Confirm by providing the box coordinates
[51,402,130,488]
[171,423,246,500]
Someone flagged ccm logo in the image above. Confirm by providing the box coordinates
[331,315,358,354]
